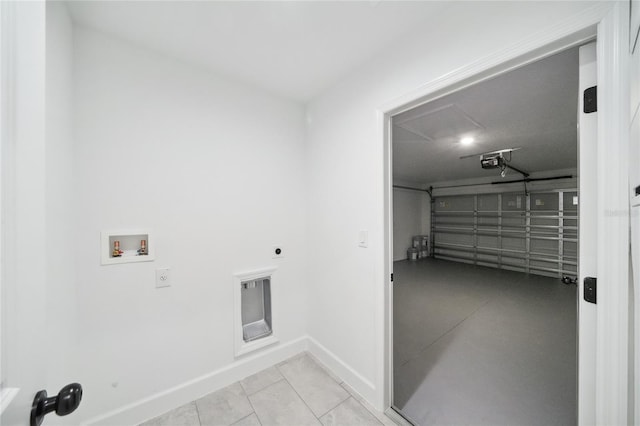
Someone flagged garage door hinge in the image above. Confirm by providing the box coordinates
[583,86,597,113]
[584,277,597,304]
[390,273,393,282]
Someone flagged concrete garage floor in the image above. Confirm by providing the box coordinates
[393,258,577,426]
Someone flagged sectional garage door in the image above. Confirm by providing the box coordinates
[431,191,578,277]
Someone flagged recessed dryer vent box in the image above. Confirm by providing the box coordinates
[241,278,272,342]
[233,267,278,357]
[101,230,154,265]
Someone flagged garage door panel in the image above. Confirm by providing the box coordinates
[432,190,577,277]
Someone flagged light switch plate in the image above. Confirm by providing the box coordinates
[358,230,368,248]
[156,268,170,288]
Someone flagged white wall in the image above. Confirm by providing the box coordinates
[392,188,429,261]
[71,27,307,422]
[305,1,604,409]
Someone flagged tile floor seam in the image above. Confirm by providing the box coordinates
[356,401,385,426]
[340,396,385,426]
[243,385,261,426]
[193,401,203,426]
[315,393,353,420]
[233,411,261,426]
[239,381,249,396]
[244,377,286,398]
[276,364,324,420]
[339,385,385,426]
[399,298,492,368]
[306,354,344,386]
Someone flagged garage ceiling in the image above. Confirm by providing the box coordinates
[393,46,579,184]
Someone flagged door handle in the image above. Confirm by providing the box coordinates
[30,383,83,426]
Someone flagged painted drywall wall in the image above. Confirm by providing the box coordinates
[305,1,603,409]
[45,4,78,411]
[392,188,429,261]
[71,27,307,422]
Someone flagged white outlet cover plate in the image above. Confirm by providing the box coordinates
[156,268,170,288]
[272,246,284,259]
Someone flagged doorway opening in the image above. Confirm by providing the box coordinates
[388,42,592,425]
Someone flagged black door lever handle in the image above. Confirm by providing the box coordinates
[30,383,82,426]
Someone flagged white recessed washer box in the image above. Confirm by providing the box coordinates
[101,230,154,265]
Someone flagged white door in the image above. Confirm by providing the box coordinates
[1,3,82,425]
[577,42,597,426]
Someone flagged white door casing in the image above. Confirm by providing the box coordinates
[595,4,630,424]
[578,41,597,426]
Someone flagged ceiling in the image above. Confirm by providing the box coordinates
[393,47,580,184]
[66,1,449,102]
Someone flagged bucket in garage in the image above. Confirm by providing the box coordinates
[407,247,419,261]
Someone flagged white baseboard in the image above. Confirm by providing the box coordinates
[306,336,376,406]
[83,336,308,426]
[83,335,379,426]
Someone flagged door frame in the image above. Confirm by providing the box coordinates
[378,2,630,425]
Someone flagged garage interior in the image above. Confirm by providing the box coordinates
[392,46,581,425]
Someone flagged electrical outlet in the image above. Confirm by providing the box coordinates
[156,268,170,288]
[272,246,284,259]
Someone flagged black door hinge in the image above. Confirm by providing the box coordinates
[390,273,393,282]
[584,277,597,304]
[584,86,597,113]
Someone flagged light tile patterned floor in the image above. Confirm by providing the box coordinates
[140,352,396,426]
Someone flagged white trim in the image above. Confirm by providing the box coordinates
[84,336,307,426]
[0,387,18,415]
[233,267,279,357]
[0,0,16,394]
[595,4,630,425]
[378,1,630,422]
[306,335,376,405]
[578,41,598,426]
[380,109,393,411]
